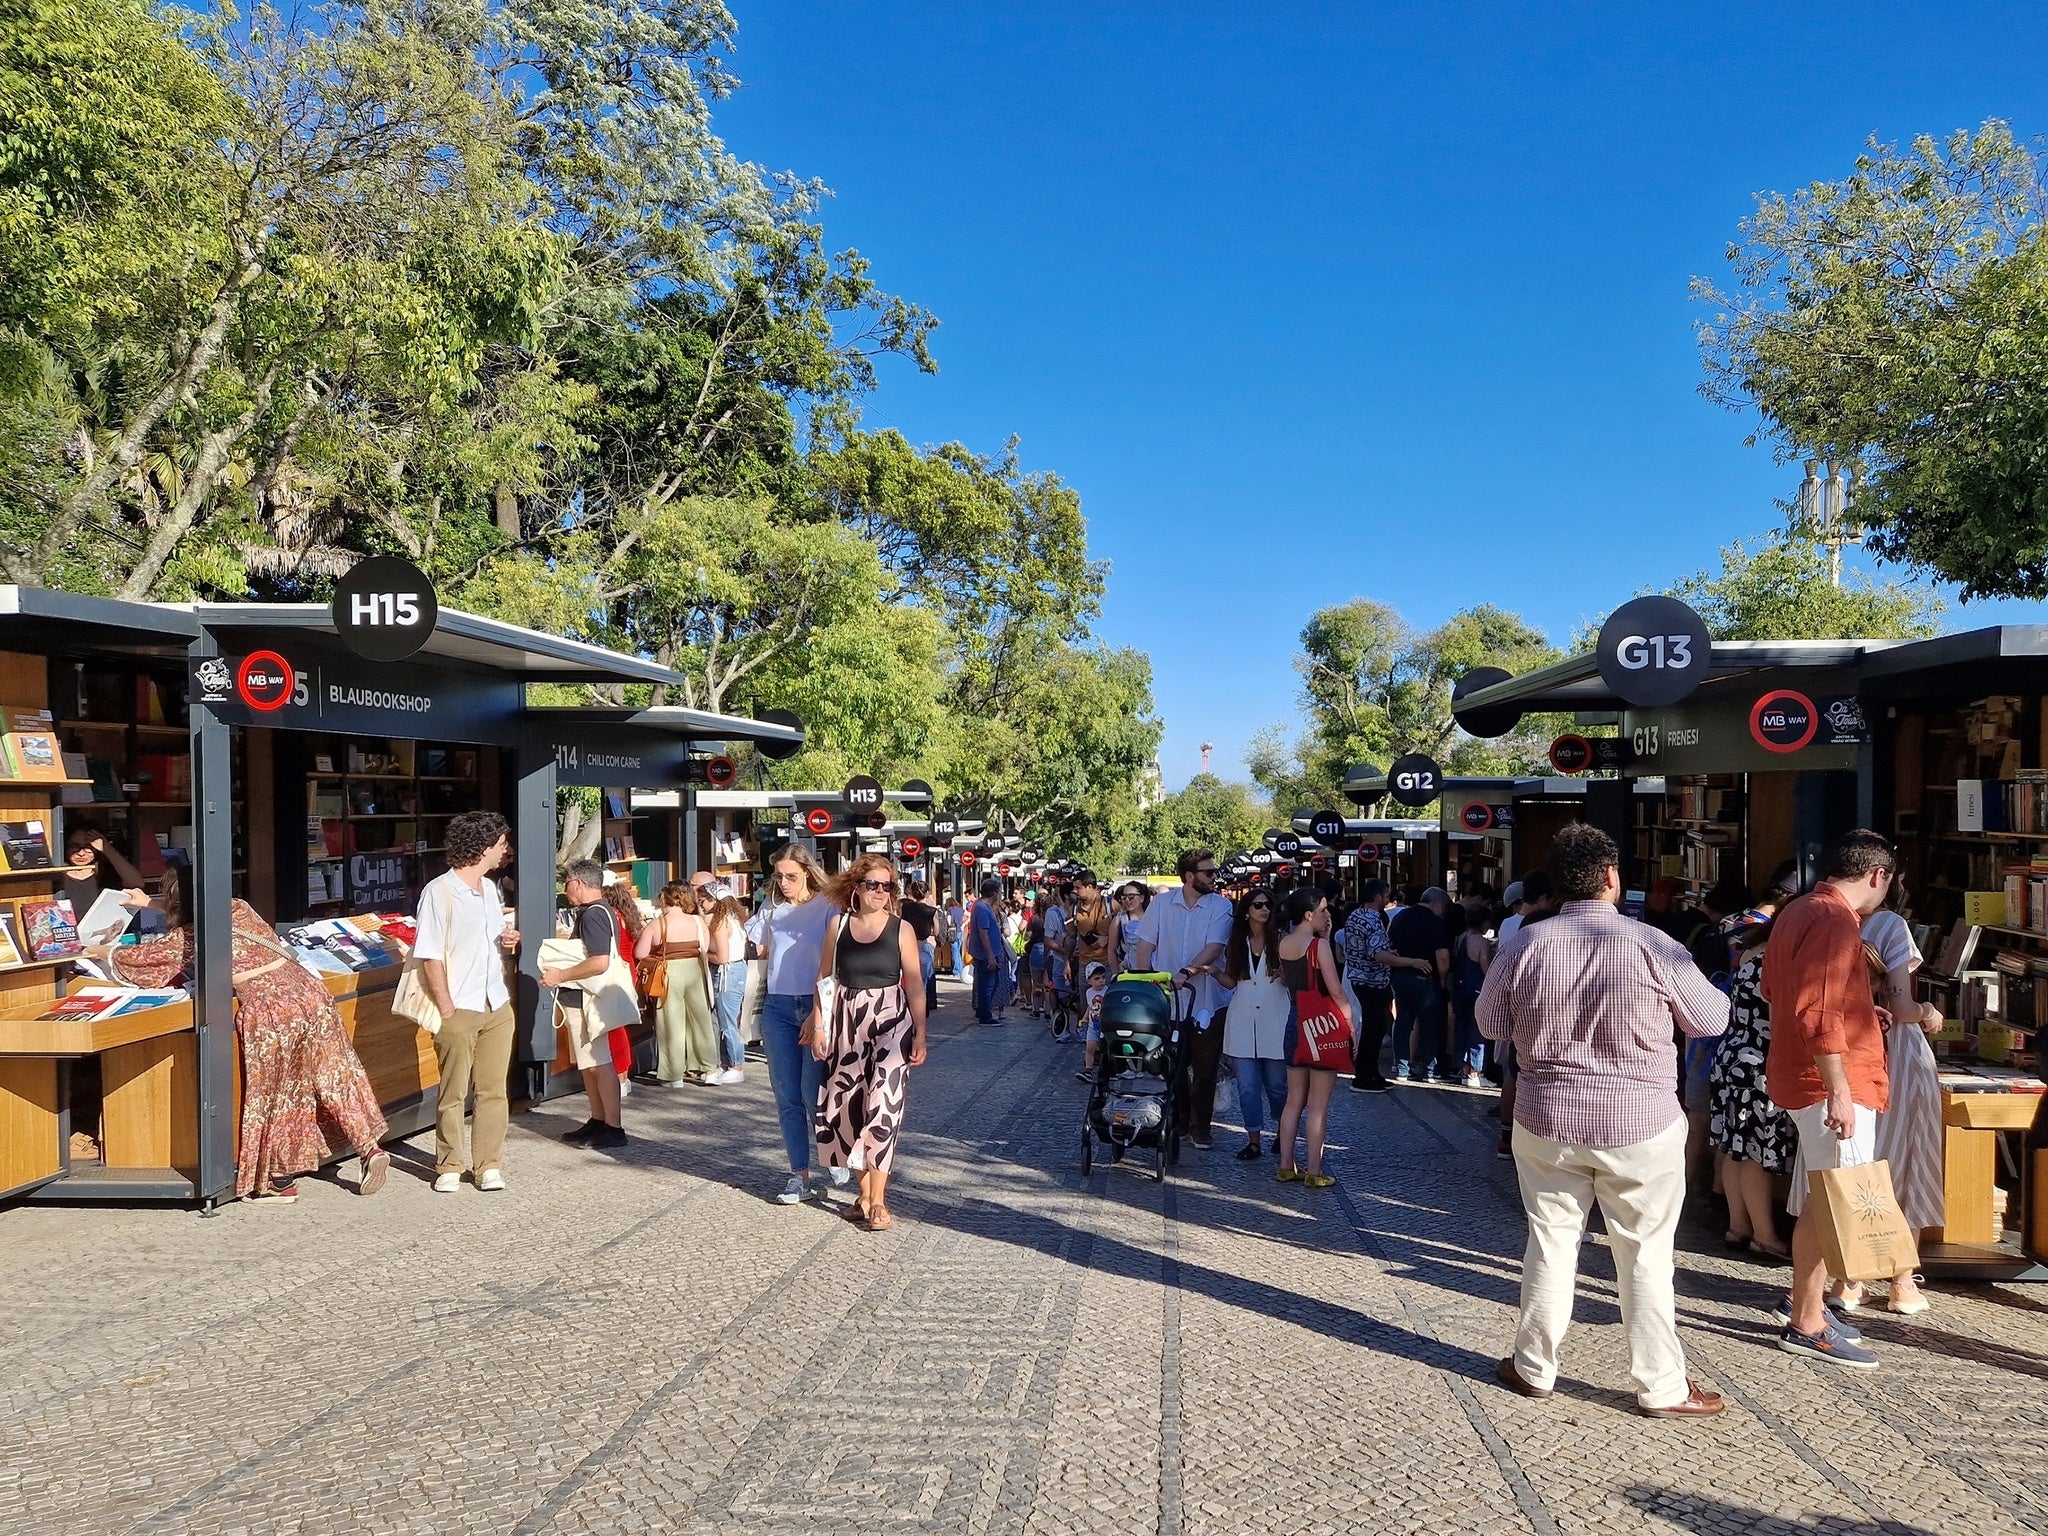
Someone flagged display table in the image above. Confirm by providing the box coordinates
[1924,1069,2045,1280]
[0,994,197,1200]
[322,964,439,1130]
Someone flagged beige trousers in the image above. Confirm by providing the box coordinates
[1510,1115,1690,1410]
[433,1003,515,1174]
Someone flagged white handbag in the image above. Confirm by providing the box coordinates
[811,913,849,1058]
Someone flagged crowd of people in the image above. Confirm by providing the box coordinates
[143,801,1946,1415]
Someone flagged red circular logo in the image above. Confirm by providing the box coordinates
[1460,803,1496,832]
[960,850,977,867]
[804,807,834,834]
[1548,733,1593,774]
[705,755,737,788]
[1750,689,1818,754]
[236,650,294,712]
[901,836,923,859]
[998,862,1012,876]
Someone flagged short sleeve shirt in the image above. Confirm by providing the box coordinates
[1388,906,1449,966]
[411,870,508,1013]
[970,901,1005,963]
[1342,906,1391,988]
[1133,890,1234,1019]
[561,901,616,1006]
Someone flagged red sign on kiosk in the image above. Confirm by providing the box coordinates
[1750,688,1819,754]
[704,755,737,788]
[804,807,834,835]
[900,836,923,860]
[236,650,294,712]
[959,849,978,868]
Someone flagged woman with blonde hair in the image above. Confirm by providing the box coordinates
[812,853,929,1230]
[745,844,844,1204]
[635,882,718,1085]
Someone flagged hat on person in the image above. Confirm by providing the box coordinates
[979,877,1001,897]
[1502,880,1525,908]
[1084,961,1108,980]
[705,879,734,900]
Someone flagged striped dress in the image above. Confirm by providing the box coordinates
[1865,910,1945,1230]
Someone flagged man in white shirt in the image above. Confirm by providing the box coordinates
[1132,848,1234,1148]
[414,810,521,1193]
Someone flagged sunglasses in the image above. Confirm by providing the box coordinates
[1247,900,1270,910]
[1193,866,1217,876]
[858,879,896,894]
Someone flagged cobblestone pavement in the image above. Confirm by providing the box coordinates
[4,979,2046,1536]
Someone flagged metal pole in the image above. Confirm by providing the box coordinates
[188,630,237,1200]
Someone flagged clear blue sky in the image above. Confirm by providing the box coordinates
[714,2,2048,789]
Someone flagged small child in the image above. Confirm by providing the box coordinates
[1076,962,1109,1081]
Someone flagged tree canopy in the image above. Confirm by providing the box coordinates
[1667,533,1944,641]
[1697,120,2048,599]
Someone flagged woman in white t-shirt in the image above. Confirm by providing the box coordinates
[1221,890,1290,1160]
[1860,888,1944,1315]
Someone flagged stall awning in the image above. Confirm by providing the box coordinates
[0,585,199,658]
[525,705,806,751]
[1451,638,1892,715]
[188,603,688,686]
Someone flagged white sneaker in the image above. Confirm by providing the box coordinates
[476,1168,505,1193]
[432,1171,462,1194]
[825,1165,852,1188]
[721,1067,746,1084]
[775,1174,815,1205]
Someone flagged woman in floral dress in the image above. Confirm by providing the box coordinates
[1706,933,1794,1259]
[110,871,389,1203]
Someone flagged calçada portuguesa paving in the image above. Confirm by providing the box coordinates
[3,981,2045,1536]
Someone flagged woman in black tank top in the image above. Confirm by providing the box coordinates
[810,853,929,1230]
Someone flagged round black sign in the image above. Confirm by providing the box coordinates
[331,555,439,663]
[1460,802,1496,832]
[1451,666,1522,739]
[1751,688,1818,754]
[704,755,738,789]
[1548,734,1594,774]
[982,833,1005,854]
[1595,596,1711,708]
[1024,848,1044,864]
[1248,848,1278,868]
[1386,753,1442,808]
[1308,809,1346,842]
[1341,762,1384,807]
[867,809,889,830]
[900,777,933,804]
[842,774,884,813]
[1261,828,1285,850]
[754,707,805,762]
[929,815,958,845]
[1272,832,1302,859]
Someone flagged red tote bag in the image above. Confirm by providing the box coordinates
[1290,937,1354,1074]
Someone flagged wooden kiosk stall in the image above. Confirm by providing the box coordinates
[0,587,701,1207]
[1454,627,2047,1280]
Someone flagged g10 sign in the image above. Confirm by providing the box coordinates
[1594,596,1710,708]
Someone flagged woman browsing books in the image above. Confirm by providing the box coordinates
[103,867,391,1204]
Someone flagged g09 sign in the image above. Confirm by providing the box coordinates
[1594,596,1710,708]
[1386,753,1442,808]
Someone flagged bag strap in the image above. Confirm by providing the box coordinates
[1304,937,1325,999]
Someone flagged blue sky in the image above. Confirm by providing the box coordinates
[714,2,2048,789]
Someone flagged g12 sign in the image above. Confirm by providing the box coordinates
[1386,753,1441,808]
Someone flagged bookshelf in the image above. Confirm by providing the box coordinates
[302,736,483,913]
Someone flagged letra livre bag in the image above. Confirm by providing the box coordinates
[1806,1158,1920,1283]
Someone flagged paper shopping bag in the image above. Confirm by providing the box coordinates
[1807,1159,1920,1283]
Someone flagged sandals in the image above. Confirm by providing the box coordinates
[865,1206,894,1232]
[839,1200,871,1224]
[1276,1167,1303,1183]
[1303,1173,1335,1189]
[1747,1241,1791,1264]
[359,1150,390,1197]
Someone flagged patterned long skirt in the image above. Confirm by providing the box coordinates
[817,984,914,1173]
[236,970,388,1198]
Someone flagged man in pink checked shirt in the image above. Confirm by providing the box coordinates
[1476,823,1731,1419]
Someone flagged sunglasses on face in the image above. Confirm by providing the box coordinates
[859,879,895,894]
[1193,866,1216,877]
[1247,900,1270,910]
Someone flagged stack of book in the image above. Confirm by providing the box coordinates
[35,985,186,1022]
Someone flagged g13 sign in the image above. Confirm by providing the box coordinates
[1594,596,1710,708]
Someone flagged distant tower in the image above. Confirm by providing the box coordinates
[1200,742,1213,773]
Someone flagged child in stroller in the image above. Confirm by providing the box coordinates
[1079,972,1182,1180]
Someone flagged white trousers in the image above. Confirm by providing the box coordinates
[1510,1116,1690,1411]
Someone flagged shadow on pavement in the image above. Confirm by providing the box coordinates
[1623,1484,1945,1536]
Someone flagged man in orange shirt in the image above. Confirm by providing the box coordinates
[1759,829,1896,1370]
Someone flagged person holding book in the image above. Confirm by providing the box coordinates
[106,866,390,1203]
[61,825,156,934]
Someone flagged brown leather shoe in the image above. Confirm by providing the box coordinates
[1637,1382,1725,1418]
[1495,1357,1551,1399]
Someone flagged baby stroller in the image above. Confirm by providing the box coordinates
[1079,972,1184,1181]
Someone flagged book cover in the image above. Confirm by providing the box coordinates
[107,988,187,1016]
[87,758,122,801]
[36,989,129,1022]
[5,731,63,780]
[0,915,21,967]
[60,752,93,804]
[74,889,135,948]
[19,895,81,958]
[0,820,53,869]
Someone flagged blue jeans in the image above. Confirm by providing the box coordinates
[1233,1055,1290,1135]
[973,957,1001,1023]
[950,934,964,974]
[761,993,823,1173]
[711,962,747,1070]
[1451,991,1487,1077]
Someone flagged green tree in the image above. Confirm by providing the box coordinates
[1668,533,1944,640]
[1250,600,1562,811]
[1697,120,2048,599]
[1127,774,1272,874]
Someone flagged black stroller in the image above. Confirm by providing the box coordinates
[1079,973,1184,1181]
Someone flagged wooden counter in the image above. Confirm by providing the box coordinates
[0,996,196,1197]
[322,964,439,1117]
[1928,1077,2044,1276]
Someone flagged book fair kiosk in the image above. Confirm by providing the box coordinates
[1452,606,2048,1280]
[0,580,791,1208]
